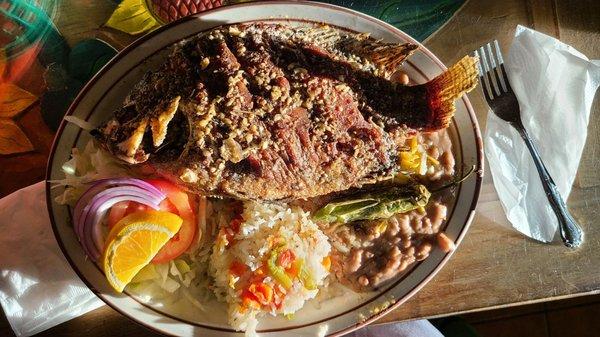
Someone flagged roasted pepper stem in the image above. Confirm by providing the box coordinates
[312,184,431,224]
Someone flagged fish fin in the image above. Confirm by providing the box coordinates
[296,24,341,46]
[296,25,418,75]
[337,35,418,75]
[422,55,479,130]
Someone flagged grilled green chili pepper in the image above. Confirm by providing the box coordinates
[297,259,316,290]
[312,184,431,224]
[267,247,293,289]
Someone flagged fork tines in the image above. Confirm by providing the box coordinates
[474,40,512,101]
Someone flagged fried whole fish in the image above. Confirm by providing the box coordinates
[93,23,478,200]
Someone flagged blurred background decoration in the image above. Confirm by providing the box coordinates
[1,0,58,67]
[0,0,59,155]
[0,0,465,155]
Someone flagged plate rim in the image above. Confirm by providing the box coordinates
[45,1,484,336]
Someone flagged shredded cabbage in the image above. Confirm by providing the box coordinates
[63,116,95,131]
[125,202,216,308]
[54,139,216,310]
[399,136,439,176]
[125,197,216,308]
[53,140,133,205]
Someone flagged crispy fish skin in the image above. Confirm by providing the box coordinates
[93,23,478,200]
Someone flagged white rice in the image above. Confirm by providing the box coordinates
[210,201,331,336]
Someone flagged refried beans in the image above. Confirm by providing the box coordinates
[323,129,457,292]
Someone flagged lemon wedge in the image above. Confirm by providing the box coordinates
[102,210,182,292]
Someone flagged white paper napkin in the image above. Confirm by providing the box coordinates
[0,182,103,337]
[485,25,600,242]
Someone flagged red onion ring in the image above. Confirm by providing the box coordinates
[82,191,162,259]
[73,178,167,261]
[73,179,164,239]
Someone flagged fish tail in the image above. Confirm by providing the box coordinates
[421,55,479,130]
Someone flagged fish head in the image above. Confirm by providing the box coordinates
[92,95,190,165]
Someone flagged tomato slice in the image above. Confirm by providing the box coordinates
[107,200,177,229]
[105,179,199,264]
[125,202,151,216]
[229,260,248,277]
[146,179,197,264]
[277,249,296,269]
[107,201,129,229]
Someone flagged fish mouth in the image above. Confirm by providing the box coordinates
[144,109,190,163]
[91,100,190,165]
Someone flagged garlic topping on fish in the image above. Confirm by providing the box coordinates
[93,23,478,200]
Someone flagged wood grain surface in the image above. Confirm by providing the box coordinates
[1,0,599,335]
[378,0,600,324]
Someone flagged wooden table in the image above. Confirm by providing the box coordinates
[1,0,599,335]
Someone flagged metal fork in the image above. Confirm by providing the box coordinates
[474,41,584,249]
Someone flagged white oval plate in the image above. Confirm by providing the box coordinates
[46,1,483,336]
